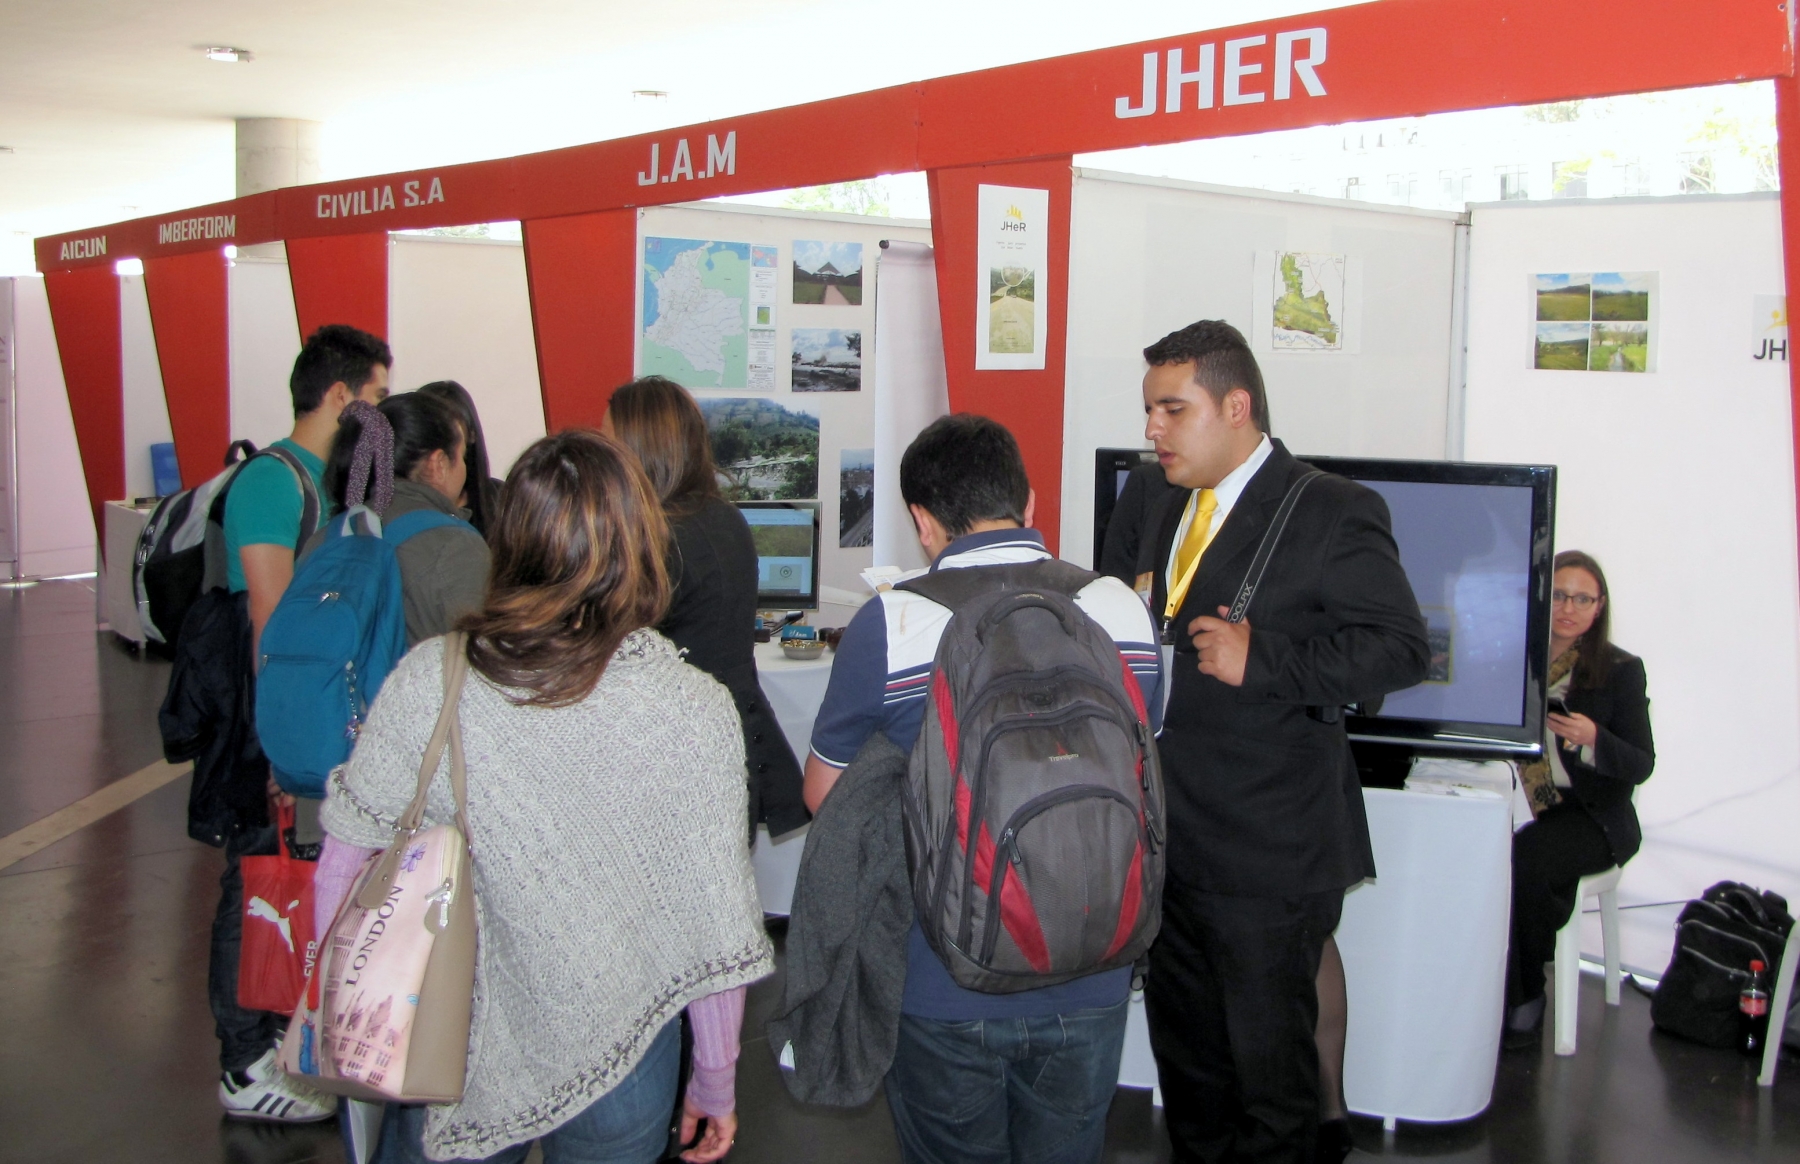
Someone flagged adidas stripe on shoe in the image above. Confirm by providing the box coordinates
[219,1048,336,1123]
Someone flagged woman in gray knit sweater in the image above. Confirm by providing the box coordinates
[317,430,775,1163]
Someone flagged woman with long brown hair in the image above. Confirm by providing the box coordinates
[314,429,773,1162]
[605,376,807,838]
[1503,549,1655,1049]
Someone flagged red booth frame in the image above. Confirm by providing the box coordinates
[34,0,1799,558]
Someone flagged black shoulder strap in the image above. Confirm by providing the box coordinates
[1225,470,1323,625]
[255,446,324,552]
[897,558,1096,614]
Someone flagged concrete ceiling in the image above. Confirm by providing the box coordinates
[0,0,1332,273]
[0,0,828,255]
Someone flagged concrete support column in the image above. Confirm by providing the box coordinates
[235,118,321,198]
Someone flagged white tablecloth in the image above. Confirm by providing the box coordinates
[748,642,1513,1120]
[750,640,833,915]
[1340,787,1512,1124]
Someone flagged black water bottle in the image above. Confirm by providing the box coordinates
[1740,959,1771,1057]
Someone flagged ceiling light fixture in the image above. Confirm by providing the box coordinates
[0,146,14,154]
[204,46,253,63]
[632,90,669,101]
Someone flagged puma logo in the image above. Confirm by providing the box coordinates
[248,895,300,953]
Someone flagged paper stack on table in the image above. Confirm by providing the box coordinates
[1405,757,1532,828]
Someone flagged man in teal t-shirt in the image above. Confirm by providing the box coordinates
[225,327,389,652]
[222,438,324,593]
[212,323,390,1125]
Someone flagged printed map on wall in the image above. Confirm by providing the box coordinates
[1271,252,1346,351]
[642,237,752,387]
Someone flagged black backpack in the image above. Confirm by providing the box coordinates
[1651,880,1794,1047]
[132,441,319,652]
[896,560,1165,993]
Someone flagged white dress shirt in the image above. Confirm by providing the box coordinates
[1164,433,1275,595]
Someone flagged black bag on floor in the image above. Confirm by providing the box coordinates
[1651,881,1793,1048]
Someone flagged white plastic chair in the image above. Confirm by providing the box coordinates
[1553,865,1622,1056]
[1759,921,1799,1086]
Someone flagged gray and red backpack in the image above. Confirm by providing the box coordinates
[896,560,1165,993]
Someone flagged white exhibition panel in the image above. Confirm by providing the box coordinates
[1060,170,1463,566]
[118,275,175,500]
[1464,193,1800,977]
[387,234,545,477]
[228,251,304,450]
[10,276,96,578]
[872,240,950,574]
[639,203,931,611]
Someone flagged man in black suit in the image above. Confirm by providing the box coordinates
[1139,320,1429,1164]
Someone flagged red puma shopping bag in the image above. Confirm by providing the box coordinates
[238,803,318,1014]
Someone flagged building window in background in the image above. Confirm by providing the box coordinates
[1678,153,1716,194]
[1439,168,1472,204]
[1344,176,1363,200]
[1751,147,1779,192]
[1614,161,1650,196]
[1386,173,1418,203]
[1498,166,1530,200]
[1551,161,1590,199]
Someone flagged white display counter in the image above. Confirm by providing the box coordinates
[1340,787,1512,1126]
[749,642,1513,1120]
[99,501,152,645]
[749,639,833,916]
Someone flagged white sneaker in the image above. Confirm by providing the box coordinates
[219,1048,337,1123]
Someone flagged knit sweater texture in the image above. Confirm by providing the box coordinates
[322,632,775,1161]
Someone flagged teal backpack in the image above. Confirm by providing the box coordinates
[255,505,473,797]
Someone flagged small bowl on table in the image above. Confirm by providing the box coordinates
[781,639,828,661]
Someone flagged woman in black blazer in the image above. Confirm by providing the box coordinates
[1505,550,1655,1047]
[606,377,808,839]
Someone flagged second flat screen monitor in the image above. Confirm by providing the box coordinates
[738,502,819,608]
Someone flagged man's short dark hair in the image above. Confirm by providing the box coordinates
[289,324,392,418]
[1143,320,1270,433]
[900,414,1030,538]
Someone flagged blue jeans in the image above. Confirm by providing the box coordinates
[886,1000,1129,1164]
[373,1019,679,1164]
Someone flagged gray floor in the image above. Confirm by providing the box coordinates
[2,578,1797,1163]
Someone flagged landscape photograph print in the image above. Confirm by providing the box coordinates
[1532,271,1653,372]
[791,328,861,391]
[792,240,864,305]
[839,448,874,548]
[697,397,819,501]
[1534,321,1590,370]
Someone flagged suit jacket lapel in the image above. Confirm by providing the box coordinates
[1182,442,1298,621]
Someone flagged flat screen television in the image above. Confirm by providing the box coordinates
[1301,457,1556,756]
[1093,448,1162,567]
[737,502,821,608]
[1090,450,1556,755]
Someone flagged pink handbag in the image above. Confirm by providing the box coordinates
[281,634,478,1103]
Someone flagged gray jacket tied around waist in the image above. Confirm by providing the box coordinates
[767,731,910,1107]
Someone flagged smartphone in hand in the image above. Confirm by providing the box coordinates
[1547,696,1571,717]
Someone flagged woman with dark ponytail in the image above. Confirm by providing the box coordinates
[309,393,491,645]
[418,380,504,537]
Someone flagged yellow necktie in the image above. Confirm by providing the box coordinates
[1164,489,1218,623]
